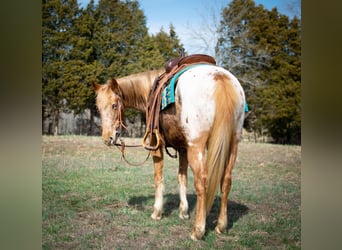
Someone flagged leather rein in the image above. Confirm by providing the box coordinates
[111,99,152,166]
[113,138,151,167]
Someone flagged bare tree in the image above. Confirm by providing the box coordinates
[185,0,301,57]
[184,0,228,56]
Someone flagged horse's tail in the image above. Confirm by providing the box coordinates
[205,73,239,213]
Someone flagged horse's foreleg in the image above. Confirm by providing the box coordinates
[187,146,207,240]
[216,136,238,234]
[178,149,189,220]
[151,147,164,220]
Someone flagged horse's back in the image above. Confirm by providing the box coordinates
[176,65,246,142]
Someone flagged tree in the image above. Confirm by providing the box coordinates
[61,0,100,134]
[42,0,80,135]
[153,24,184,60]
[184,0,223,55]
[93,0,147,79]
[216,0,301,144]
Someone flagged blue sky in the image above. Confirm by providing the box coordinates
[78,0,300,54]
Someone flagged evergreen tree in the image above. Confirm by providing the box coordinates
[42,0,80,134]
[61,0,100,134]
[93,0,147,79]
[126,34,165,72]
[122,1,162,73]
[154,24,184,61]
[216,0,301,144]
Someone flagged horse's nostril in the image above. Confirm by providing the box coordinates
[109,136,113,141]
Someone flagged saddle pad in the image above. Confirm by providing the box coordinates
[161,64,209,110]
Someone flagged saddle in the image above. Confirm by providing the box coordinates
[164,54,216,73]
[142,54,216,151]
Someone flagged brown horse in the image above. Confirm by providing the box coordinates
[93,65,246,240]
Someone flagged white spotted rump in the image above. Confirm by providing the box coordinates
[175,65,246,144]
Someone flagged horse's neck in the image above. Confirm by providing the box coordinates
[117,69,163,112]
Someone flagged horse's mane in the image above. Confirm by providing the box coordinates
[117,69,163,82]
[117,69,164,111]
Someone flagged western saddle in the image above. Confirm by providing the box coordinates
[142,53,216,152]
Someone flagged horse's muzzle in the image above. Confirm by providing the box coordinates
[103,139,113,146]
[103,131,120,146]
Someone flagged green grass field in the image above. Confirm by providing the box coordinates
[42,135,301,249]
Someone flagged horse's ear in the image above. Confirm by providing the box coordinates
[92,82,101,92]
[108,78,119,91]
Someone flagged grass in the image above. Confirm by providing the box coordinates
[42,135,301,249]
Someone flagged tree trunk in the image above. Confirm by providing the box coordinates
[89,107,95,135]
[52,109,59,136]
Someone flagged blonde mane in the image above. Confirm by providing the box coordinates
[116,69,164,111]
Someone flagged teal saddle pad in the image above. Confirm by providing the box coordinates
[161,64,207,110]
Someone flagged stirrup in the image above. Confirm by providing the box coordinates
[142,129,161,151]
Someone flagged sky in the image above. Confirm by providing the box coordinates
[78,0,300,55]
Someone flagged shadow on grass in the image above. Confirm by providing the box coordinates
[128,193,248,230]
[208,197,249,230]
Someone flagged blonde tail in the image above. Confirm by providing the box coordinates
[205,74,238,213]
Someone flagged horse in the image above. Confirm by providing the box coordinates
[92,64,246,240]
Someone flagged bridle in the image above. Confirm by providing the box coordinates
[115,100,127,132]
[111,92,151,166]
[109,84,177,166]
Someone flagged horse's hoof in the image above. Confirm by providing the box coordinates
[151,212,162,220]
[190,233,199,241]
[215,224,226,234]
[179,212,189,220]
[215,226,223,234]
[190,228,205,241]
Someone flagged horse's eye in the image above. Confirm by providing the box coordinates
[112,103,118,110]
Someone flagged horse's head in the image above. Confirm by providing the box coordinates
[92,78,125,146]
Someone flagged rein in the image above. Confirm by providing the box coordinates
[113,138,151,166]
[112,100,152,166]
[112,138,177,166]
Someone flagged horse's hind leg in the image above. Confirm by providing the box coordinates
[215,135,238,234]
[151,147,164,220]
[187,144,207,240]
[178,149,189,219]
